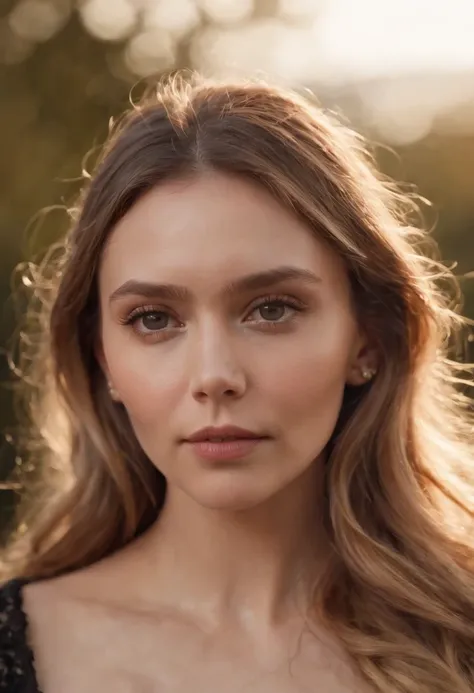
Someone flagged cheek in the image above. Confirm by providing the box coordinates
[259,327,353,446]
[106,352,184,467]
[102,335,186,426]
[264,346,346,415]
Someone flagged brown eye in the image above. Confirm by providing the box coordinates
[258,301,287,321]
[245,296,304,327]
[140,312,169,331]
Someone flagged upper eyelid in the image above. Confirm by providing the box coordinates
[121,305,181,327]
[244,295,306,317]
[127,304,169,317]
[141,295,297,312]
[248,294,302,306]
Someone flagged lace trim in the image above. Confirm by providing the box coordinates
[0,579,41,692]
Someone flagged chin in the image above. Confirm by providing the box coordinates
[186,474,276,511]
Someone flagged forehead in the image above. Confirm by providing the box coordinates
[100,172,346,291]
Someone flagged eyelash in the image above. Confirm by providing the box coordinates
[121,294,306,340]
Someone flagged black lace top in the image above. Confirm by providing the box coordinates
[0,580,41,692]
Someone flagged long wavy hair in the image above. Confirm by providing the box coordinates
[3,73,474,692]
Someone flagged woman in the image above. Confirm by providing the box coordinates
[1,73,473,693]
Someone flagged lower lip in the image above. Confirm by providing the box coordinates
[185,438,267,461]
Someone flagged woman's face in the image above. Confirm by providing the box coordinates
[98,172,369,510]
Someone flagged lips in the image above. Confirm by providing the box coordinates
[184,435,269,462]
[185,425,267,443]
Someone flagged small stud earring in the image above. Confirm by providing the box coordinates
[108,381,119,401]
[361,367,376,381]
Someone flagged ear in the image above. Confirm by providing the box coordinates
[95,338,121,402]
[95,336,107,379]
[345,328,378,386]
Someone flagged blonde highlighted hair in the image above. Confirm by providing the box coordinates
[3,73,474,692]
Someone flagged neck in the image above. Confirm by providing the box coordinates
[127,461,331,631]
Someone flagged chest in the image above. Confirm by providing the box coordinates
[30,606,373,693]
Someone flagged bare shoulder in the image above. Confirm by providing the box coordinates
[22,545,136,614]
[22,569,107,660]
[22,560,137,665]
[22,567,107,620]
[21,566,143,693]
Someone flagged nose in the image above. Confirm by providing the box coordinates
[188,321,247,404]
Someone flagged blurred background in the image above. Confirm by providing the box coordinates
[1,0,474,536]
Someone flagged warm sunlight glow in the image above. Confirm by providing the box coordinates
[6,0,474,143]
[314,0,474,82]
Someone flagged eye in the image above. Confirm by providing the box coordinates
[255,301,287,321]
[246,297,304,324]
[138,311,170,331]
[124,308,181,336]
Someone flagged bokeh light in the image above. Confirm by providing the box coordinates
[199,0,253,24]
[125,27,175,75]
[79,0,136,41]
[4,0,474,143]
[142,0,199,38]
[8,0,71,43]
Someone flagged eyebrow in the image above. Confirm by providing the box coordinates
[108,265,322,304]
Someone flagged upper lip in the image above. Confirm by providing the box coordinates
[185,425,267,442]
